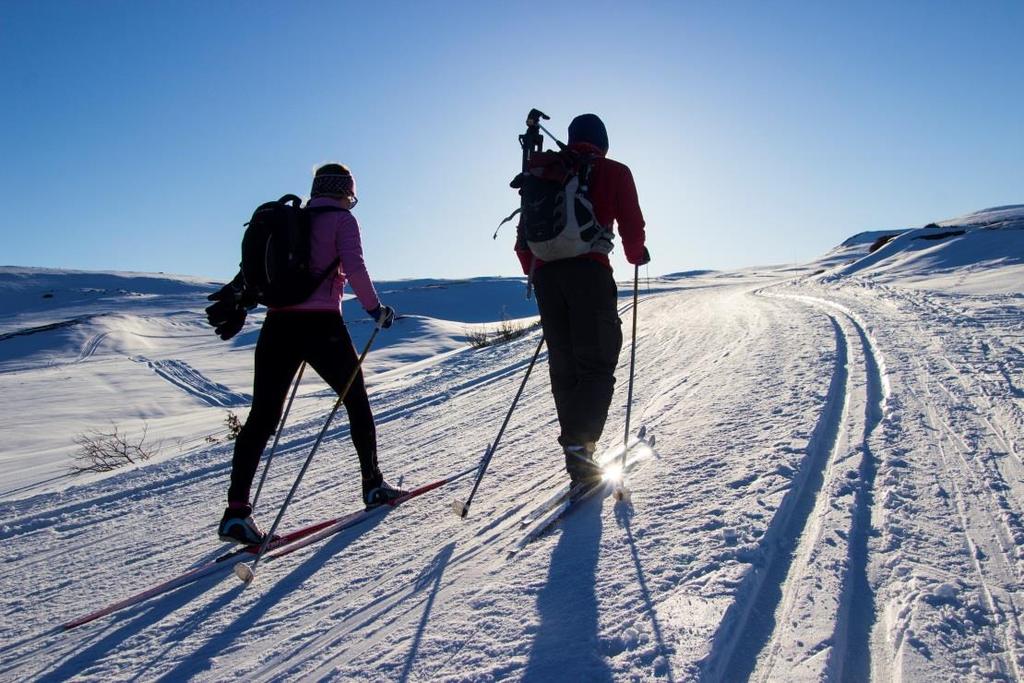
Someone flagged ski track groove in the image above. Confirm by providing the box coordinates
[74,332,108,363]
[907,344,1024,679]
[132,356,251,408]
[696,290,897,682]
[767,303,886,682]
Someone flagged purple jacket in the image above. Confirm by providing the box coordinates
[269,197,381,314]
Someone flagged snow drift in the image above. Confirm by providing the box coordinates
[813,205,1024,294]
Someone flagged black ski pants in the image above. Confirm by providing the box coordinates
[227,311,378,504]
[533,258,623,456]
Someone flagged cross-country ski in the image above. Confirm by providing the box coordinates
[63,465,477,630]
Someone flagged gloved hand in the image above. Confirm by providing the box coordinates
[368,304,396,329]
[205,298,247,340]
[208,272,257,308]
[629,246,651,266]
[206,273,254,341]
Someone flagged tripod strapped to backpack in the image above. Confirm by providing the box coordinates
[494,109,555,243]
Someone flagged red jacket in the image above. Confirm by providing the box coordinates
[515,142,646,274]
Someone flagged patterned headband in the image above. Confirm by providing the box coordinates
[311,173,356,198]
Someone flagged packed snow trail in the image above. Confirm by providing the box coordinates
[0,265,1022,681]
[704,294,891,682]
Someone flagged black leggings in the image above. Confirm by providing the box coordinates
[227,311,378,504]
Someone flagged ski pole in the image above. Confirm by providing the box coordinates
[250,361,306,511]
[614,265,641,501]
[236,323,383,584]
[453,334,545,518]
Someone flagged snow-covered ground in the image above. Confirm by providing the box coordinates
[0,205,1021,681]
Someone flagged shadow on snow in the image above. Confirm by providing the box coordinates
[42,512,389,681]
[523,492,612,682]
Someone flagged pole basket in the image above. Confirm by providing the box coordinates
[452,499,471,519]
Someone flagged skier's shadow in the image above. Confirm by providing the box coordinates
[397,542,456,682]
[151,510,390,681]
[614,501,676,682]
[523,494,613,683]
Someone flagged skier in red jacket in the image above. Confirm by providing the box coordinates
[515,113,649,486]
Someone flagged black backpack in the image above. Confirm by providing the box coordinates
[510,149,612,262]
[240,194,342,307]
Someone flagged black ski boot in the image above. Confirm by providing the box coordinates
[569,477,603,501]
[218,504,270,545]
[362,475,409,510]
[564,444,603,488]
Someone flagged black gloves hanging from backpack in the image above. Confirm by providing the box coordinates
[206,272,257,341]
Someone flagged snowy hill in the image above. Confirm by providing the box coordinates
[810,205,1024,294]
[0,211,1022,681]
[0,269,538,497]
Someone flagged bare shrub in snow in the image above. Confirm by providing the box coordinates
[466,317,538,349]
[70,423,159,474]
[225,411,243,440]
[465,327,492,348]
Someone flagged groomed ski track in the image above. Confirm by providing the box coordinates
[1,271,1022,681]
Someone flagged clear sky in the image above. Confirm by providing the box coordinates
[2,1,1022,282]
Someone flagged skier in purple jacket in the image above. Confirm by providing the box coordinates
[208,163,404,545]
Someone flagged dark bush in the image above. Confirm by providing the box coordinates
[466,318,539,349]
[915,230,965,242]
[869,235,897,253]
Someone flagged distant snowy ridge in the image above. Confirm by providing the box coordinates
[813,204,1024,294]
[940,203,1024,229]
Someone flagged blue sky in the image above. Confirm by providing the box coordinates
[2,1,1021,281]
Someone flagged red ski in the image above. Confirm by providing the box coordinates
[62,465,477,630]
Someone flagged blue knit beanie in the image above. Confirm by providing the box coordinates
[567,114,608,153]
